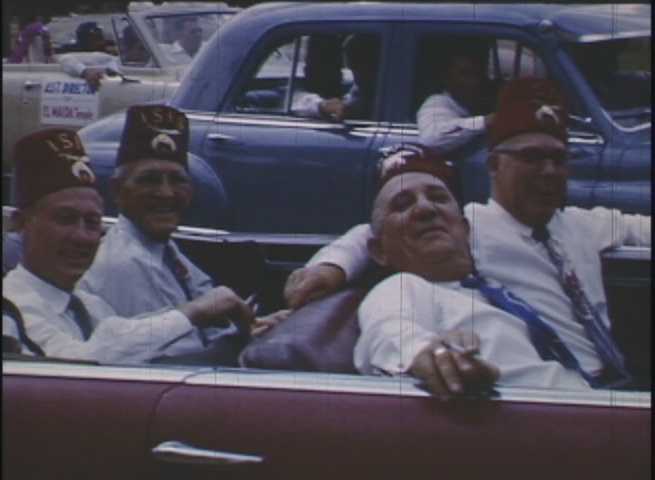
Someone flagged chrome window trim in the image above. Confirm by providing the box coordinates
[4,360,650,409]
[3,360,206,384]
[576,31,651,43]
[209,114,387,133]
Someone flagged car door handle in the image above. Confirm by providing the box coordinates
[152,441,264,466]
[208,133,236,142]
[23,81,42,90]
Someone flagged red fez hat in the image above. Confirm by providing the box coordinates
[378,144,457,192]
[488,77,569,149]
[116,105,189,167]
[13,128,97,208]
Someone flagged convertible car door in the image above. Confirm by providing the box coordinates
[148,371,650,480]
[2,362,192,479]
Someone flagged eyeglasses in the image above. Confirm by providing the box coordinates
[493,147,569,169]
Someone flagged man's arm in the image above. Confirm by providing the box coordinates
[284,224,372,308]
[354,273,498,399]
[417,94,490,152]
[23,286,254,364]
[579,207,651,250]
[58,52,121,91]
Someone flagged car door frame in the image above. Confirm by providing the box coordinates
[194,21,396,234]
[3,359,650,480]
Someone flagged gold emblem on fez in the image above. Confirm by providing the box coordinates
[151,133,177,154]
[60,153,96,184]
[534,104,562,125]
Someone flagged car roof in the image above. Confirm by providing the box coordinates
[234,2,650,41]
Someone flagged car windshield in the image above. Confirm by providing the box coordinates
[564,37,651,129]
[145,12,232,66]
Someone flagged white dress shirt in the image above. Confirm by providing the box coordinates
[57,52,121,77]
[416,92,486,151]
[308,202,650,377]
[78,215,233,355]
[3,265,192,364]
[356,272,590,390]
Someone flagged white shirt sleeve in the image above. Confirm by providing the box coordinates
[22,298,194,365]
[58,52,121,78]
[355,273,438,375]
[417,94,487,151]
[291,92,323,118]
[569,207,651,251]
[307,223,373,281]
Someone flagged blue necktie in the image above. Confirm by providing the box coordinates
[68,294,93,341]
[532,226,631,387]
[461,273,605,388]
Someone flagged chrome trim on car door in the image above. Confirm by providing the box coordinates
[4,360,650,409]
[184,368,651,409]
[152,441,264,466]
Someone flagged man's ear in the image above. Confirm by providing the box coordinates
[367,235,388,267]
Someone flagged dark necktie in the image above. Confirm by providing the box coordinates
[163,244,209,347]
[163,244,193,301]
[67,294,93,341]
[532,225,631,386]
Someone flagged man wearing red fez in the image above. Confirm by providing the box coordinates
[3,128,257,362]
[78,105,285,363]
[285,78,650,393]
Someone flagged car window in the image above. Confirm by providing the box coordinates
[411,34,580,123]
[144,12,232,67]
[112,16,152,67]
[564,37,651,128]
[231,32,380,121]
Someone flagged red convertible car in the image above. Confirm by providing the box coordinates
[3,217,650,479]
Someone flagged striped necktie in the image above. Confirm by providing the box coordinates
[67,294,93,341]
[532,225,631,387]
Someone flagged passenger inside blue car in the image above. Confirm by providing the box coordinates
[293,34,380,122]
[417,39,497,153]
[292,34,344,117]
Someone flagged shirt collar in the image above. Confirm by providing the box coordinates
[13,264,72,315]
[486,199,561,240]
[116,214,172,259]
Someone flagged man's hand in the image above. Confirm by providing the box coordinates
[410,331,499,400]
[179,286,255,330]
[319,98,347,122]
[82,68,105,92]
[251,309,291,337]
[284,264,346,310]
